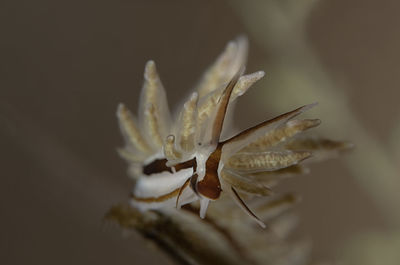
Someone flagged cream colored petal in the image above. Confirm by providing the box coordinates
[131,183,197,212]
[197,70,241,148]
[117,103,151,154]
[221,169,273,196]
[139,60,172,149]
[285,137,354,162]
[241,118,320,152]
[246,165,308,187]
[196,36,248,98]
[232,71,265,98]
[197,71,265,130]
[163,135,182,162]
[225,150,311,173]
[142,104,165,148]
[175,92,198,153]
[221,103,317,162]
[117,147,146,163]
[133,168,193,198]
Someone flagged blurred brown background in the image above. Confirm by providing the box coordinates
[1,0,399,264]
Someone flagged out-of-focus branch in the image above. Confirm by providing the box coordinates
[340,231,400,265]
[229,0,400,226]
[391,120,400,165]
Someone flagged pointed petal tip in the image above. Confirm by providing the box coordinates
[258,220,267,229]
[303,102,318,111]
[225,40,237,51]
[300,151,313,162]
[287,118,322,130]
[144,60,157,79]
[145,59,155,68]
[342,141,355,148]
[230,186,266,228]
[117,103,125,113]
[190,91,199,101]
[255,70,265,78]
[116,103,129,119]
[166,134,175,142]
[339,141,355,152]
[236,34,248,43]
[235,35,249,54]
[314,118,322,126]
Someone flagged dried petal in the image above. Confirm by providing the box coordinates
[175,92,198,152]
[139,60,172,149]
[163,135,182,162]
[226,150,312,173]
[221,169,273,196]
[221,103,317,162]
[285,137,353,162]
[117,103,151,154]
[142,104,165,148]
[241,119,321,152]
[246,165,307,187]
[131,168,196,211]
[196,36,248,98]
[197,71,265,129]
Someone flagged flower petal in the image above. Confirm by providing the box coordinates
[225,150,311,173]
[175,92,198,153]
[196,36,248,98]
[241,119,321,152]
[139,60,172,149]
[117,103,151,155]
[285,137,354,162]
[221,169,273,196]
[221,103,317,161]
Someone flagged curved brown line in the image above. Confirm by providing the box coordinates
[176,177,192,208]
[132,186,181,203]
[222,105,307,145]
[143,158,196,176]
[197,146,222,200]
[211,70,241,145]
[231,186,265,227]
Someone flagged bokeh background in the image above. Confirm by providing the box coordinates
[1,0,400,264]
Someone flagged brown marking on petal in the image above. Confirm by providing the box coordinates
[176,177,191,208]
[226,150,312,172]
[143,158,197,176]
[210,70,242,145]
[131,186,182,203]
[231,186,266,228]
[222,104,315,146]
[220,170,273,196]
[197,146,223,200]
[241,119,321,151]
[189,174,199,196]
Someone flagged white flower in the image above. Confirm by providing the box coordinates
[116,36,351,228]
